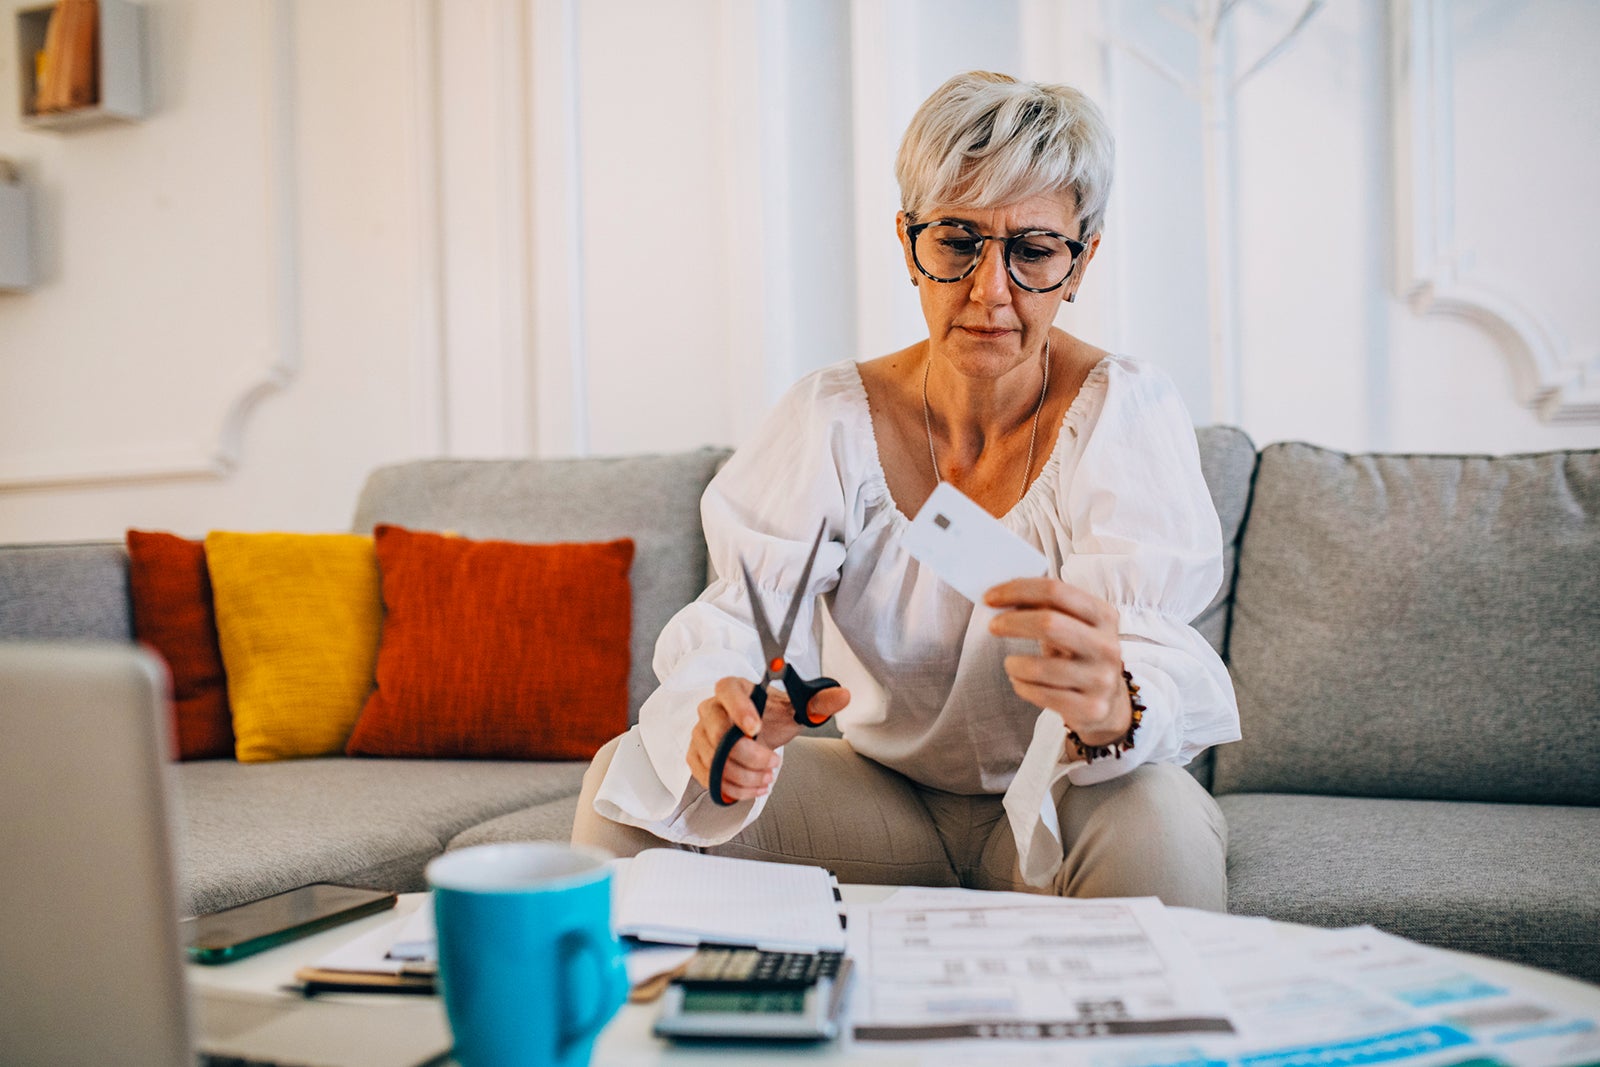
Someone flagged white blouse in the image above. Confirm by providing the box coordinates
[593,355,1240,885]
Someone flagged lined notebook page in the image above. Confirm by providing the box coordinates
[614,849,844,952]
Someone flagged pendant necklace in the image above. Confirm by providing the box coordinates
[922,336,1051,509]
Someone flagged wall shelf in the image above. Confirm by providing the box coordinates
[15,0,147,130]
[0,161,37,290]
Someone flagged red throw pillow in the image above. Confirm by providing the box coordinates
[125,530,235,760]
[346,525,634,760]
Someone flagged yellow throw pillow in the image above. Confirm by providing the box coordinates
[205,532,382,762]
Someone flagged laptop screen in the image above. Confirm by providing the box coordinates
[0,643,193,1064]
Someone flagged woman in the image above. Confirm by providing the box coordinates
[573,71,1239,907]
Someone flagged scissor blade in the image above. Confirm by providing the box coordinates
[740,559,783,668]
[773,521,828,652]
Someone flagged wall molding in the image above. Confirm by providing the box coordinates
[408,0,448,458]
[714,0,771,448]
[1391,0,1600,423]
[750,0,796,412]
[1019,0,1121,355]
[216,0,302,471]
[429,0,535,457]
[847,0,924,364]
[528,0,588,456]
[0,0,301,492]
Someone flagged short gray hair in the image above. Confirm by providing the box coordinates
[895,71,1114,237]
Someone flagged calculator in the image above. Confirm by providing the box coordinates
[652,947,854,1042]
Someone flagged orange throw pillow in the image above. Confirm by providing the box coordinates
[346,525,634,760]
[125,530,234,760]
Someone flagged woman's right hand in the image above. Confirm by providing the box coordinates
[686,676,851,803]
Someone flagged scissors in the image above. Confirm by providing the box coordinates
[708,521,840,807]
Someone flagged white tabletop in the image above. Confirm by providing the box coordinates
[188,889,906,1065]
[187,888,1600,1067]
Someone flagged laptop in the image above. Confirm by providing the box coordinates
[0,643,452,1066]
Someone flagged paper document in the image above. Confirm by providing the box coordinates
[624,944,698,990]
[1300,925,1600,1067]
[312,907,432,977]
[907,905,1483,1067]
[894,903,1600,1067]
[1013,914,1595,1067]
[613,848,845,952]
[384,899,436,962]
[1144,908,1490,1067]
[846,888,1234,1043]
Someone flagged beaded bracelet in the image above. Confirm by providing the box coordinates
[1065,669,1145,763]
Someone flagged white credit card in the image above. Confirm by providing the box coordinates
[903,481,1049,603]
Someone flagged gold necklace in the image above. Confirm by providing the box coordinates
[922,337,1051,509]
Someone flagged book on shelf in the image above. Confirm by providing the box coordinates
[34,0,100,114]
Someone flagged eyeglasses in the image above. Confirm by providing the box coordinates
[906,218,1086,293]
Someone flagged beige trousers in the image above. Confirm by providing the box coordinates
[572,735,1229,910]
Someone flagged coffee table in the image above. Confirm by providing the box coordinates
[187,888,1600,1066]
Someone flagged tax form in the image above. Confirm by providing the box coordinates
[874,900,1600,1067]
[1298,924,1600,1067]
[846,888,1235,1043]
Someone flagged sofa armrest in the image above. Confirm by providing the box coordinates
[0,541,133,642]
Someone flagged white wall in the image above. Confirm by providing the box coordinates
[1227,0,1600,452]
[0,0,437,541]
[1,0,1595,543]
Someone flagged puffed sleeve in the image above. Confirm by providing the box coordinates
[591,372,855,846]
[1003,357,1240,885]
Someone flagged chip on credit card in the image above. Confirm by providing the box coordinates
[902,481,1049,603]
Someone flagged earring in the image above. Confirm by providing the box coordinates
[910,276,919,288]
[1066,292,1076,303]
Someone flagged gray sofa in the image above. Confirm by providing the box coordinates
[2,430,1596,983]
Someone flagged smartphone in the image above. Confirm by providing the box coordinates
[182,883,397,964]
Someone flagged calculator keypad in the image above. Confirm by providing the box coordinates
[678,948,845,990]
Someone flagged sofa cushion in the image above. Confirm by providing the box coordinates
[126,531,234,760]
[206,532,383,762]
[347,527,634,760]
[447,795,583,851]
[173,758,588,914]
[0,542,130,641]
[351,449,730,726]
[1192,425,1257,657]
[1215,444,1600,805]
[1187,426,1258,791]
[1220,793,1600,982]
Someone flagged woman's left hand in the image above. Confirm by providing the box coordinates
[985,577,1132,747]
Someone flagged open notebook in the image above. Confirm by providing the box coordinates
[612,849,846,953]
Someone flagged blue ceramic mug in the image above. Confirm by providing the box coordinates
[426,843,628,1067]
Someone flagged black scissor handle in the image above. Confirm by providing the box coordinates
[708,722,747,807]
[708,682,768,807]
[784,664,839,728]
[708,675,839,806]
